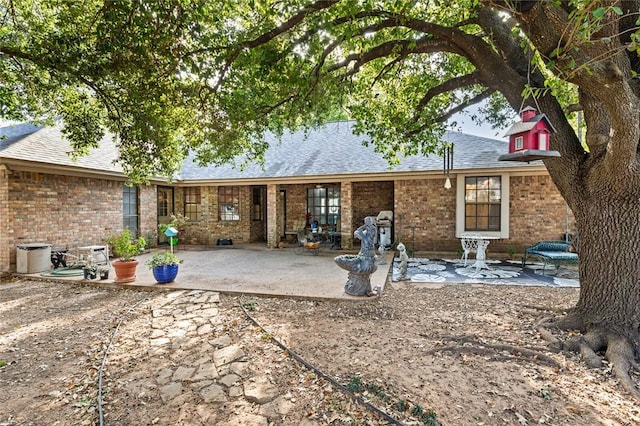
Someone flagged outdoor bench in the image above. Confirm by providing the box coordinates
[522,240,579,275]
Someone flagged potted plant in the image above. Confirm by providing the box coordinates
[82,256,98,280]
[146,251,183,284]
[104,228,147,283]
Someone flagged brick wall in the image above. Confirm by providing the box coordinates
[507,175,575,251]
[351,181,394,247]
[174,185,252,246]
[0,169,574,272]
[266,184,278,248]
[392,174,575,254]
[340,181,353,248]
[394,177,458,252]
[351,181,394,228]
[3,171,125,271]
[280,184,308,232]
[139,185,157,247]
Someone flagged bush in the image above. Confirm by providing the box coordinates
[104,228,146,261]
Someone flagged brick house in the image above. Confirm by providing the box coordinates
[0,121,574,273]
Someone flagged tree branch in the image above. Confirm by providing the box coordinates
[405,89,492,138]
[415,72,481,113]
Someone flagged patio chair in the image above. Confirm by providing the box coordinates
[460,233,482,266]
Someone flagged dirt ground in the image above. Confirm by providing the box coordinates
[1,276,639,426]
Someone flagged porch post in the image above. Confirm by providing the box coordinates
[340,181,353,249]
[0,165,10,273]
[266,184,279,248]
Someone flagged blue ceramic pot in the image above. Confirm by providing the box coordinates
[152,264,179,284]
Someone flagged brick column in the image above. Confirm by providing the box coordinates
[0,165,9,273]
[266,184,279,248]
[139,185,157,247]
[340,181,353,249]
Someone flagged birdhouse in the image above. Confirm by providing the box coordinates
[498,106,560,162]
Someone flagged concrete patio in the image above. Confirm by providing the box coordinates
[29,244,392,300]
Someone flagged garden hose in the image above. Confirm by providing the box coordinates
[238,297,404,425]
[97,295,150,426]
[40,267,84,277]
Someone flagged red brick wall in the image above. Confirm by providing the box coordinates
[340,181,353,248]
[173,185,252,246]
[351,181,394,229]
[392,174,575,254]
[139,185,157,247]
[4,171,125,270]
[280,184,308,232]
[394,177,458,252]
[0,169,574,273]
[507,175,575,250]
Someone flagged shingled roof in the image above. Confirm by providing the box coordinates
[1,120,542,181]
[179,121,540,181]
[0,122,122,174]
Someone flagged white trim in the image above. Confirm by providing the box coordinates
[515,136,524,150]
[456,173,510,239]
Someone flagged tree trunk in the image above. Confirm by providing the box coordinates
[572,194,640,342]
[554,183,640,399]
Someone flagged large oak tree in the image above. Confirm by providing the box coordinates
[2,0,640,397]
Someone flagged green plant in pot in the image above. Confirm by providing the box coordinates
[146,251,183,284]
[104,228,146,283]
[82,256,98,280]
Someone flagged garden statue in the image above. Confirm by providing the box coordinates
[377,244,387,265]
[334,216,378,296]
[397,242,409,280]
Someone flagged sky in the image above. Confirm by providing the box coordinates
[448,103,515,141]
[454,116,504,139]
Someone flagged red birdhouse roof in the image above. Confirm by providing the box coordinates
[504,108,557,137]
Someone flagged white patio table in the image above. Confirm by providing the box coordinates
[459,234,500,272]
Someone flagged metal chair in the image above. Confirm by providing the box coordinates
[460,233,482,266]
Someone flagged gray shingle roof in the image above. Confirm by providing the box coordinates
[179,121,538,181]
[0,123,123,174]
[1,120,541,181]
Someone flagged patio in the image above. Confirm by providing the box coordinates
[27,244,580,299]
[391,257,579,288]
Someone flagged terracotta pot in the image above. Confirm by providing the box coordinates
[112,260,139,283]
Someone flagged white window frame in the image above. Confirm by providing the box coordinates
[515,136,524,150]
[455,173,510,239]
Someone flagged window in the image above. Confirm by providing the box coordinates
[515,136,524,150]
[307,186,341,225]
[464,176,501,231]
[219,186,240,221]
[184,187,202,221]
[157,188,170,218]
[123,185,139,236]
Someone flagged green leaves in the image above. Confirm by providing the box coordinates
[1,0,637,183]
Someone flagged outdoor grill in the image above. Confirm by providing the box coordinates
[376,210,393,248]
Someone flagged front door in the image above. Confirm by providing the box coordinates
[157,186,174,245]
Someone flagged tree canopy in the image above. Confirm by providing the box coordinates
[3,0,640,397]
[2,1,639,184]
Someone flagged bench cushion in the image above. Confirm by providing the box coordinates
[528,250,578,261]
[529,241,570,252]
